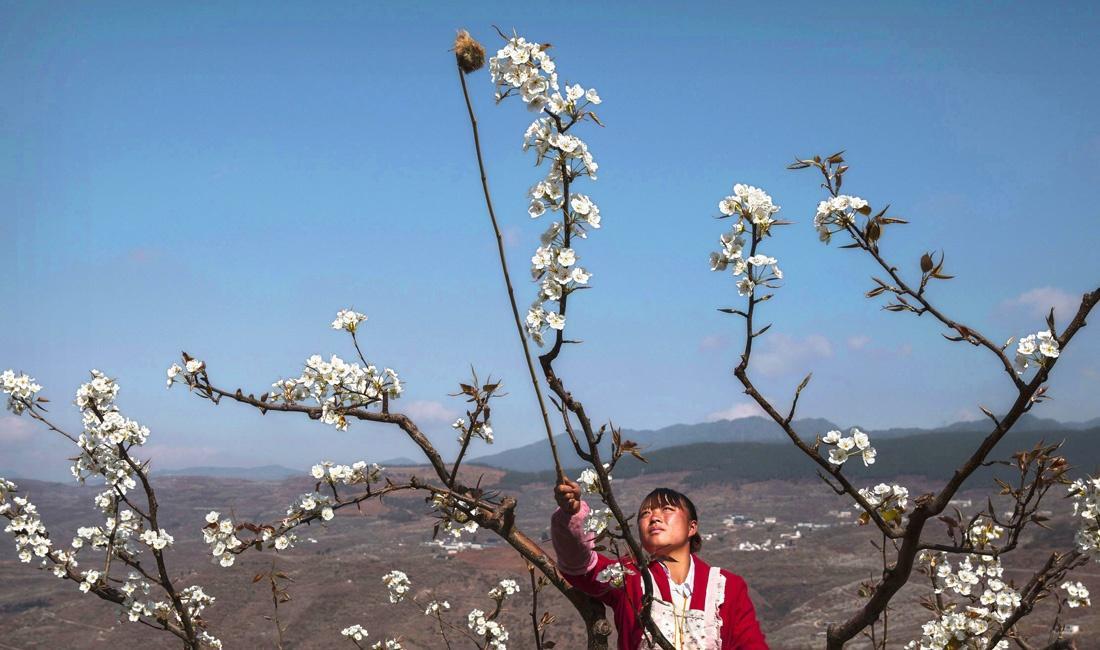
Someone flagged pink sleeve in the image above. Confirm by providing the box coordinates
[550,500,600,575]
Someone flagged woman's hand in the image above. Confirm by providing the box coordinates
[554,478,582,514]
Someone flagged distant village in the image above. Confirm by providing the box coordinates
[416,497,1040,557]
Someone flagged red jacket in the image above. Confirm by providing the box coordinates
[552,504,768,649]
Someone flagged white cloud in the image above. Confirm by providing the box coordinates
[952,408,982,423]
[753,333,833,377]
[705,402,764,422]
[402,400,459,424]
[0,416,35,444]
[847,335,871,351]
[1001,287,1079,321]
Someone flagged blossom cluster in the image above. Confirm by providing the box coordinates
[710,184,782,296]
[72,498,143,560]
[1,479,52,563]
[424,600,450,615]
[166,358,205,388]
[332,309,368,333]
[576,465,611,495]
[1060,581,1090,608]
[288,492,334,524]
[200,461,385,565]
[524,191,598,343]
[1014,330,1060,373]
[382,570,412,603]
[178,585,216,621]
[718,183,781,234]
[310,460,384,486]
[583,507,614,536]
[2,479,220,646]
[71,371,149,492]
[490,35,601,121]
[266,354,402,431]
[855,483,908,526]
[139,528,175,551]
[201,511,244,567]
[428,492,481,539]
[491,33,602,346]
[5,374,223,645]
[823,428,877,467]
[1068,476,1100,556]
[341,624,369,642]
[487,578,520,601]
[489,36,558,110]
[813,194,870,244]
[906,551,1021,650]
[467,608,509,650]
[2,373,221,647]
[341,625,402,650]
[965,520,1004,549]
[596,562,634,588]
[453,417,494,445]
[1,370,42,414]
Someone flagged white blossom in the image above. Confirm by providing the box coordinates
[424,600,450,615]
[965,520,1004,549]
[1061,580,1090,608]
[467,607,509,650]
[907,552,1020,649]
[1068,476,1100,555]
[382,570,411,603]
[855,483,909,526]
[596,563,634,589]
[577,465,611,495]
[488,578,520,600]
[583,507,614,536]
[814,194,869,243]
[332,309,368,333]
[1,370,43,415]
[824,427,876,467]
[545,311,565,331]
[341,624,369,642]
[1014,329,1061,373]
[267,354,402,431]
[495,33,601,345]
[139,529,174,551]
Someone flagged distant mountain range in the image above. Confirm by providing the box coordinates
[45,414,1096,482]
[158,465,303,481]
[496,426,1100,491]
[156,456,422,481]
[469,414,1100,473]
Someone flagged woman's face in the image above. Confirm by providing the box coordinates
[638,500,698,555]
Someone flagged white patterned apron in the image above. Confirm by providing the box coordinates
[640,566,726,650]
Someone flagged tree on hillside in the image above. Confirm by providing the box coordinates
[3,28,1099,650]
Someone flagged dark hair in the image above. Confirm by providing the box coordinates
[638,487,702,553]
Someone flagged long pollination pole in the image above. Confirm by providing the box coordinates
[453,30,565,481]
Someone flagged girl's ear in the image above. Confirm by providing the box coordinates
[688,520,698,536]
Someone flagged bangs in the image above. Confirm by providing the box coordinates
[639,488,693,515]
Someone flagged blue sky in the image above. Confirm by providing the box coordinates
[3,2,1099,480]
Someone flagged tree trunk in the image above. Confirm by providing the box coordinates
[579,597,612,649]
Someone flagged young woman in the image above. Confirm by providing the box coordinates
[552,479,768,650]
